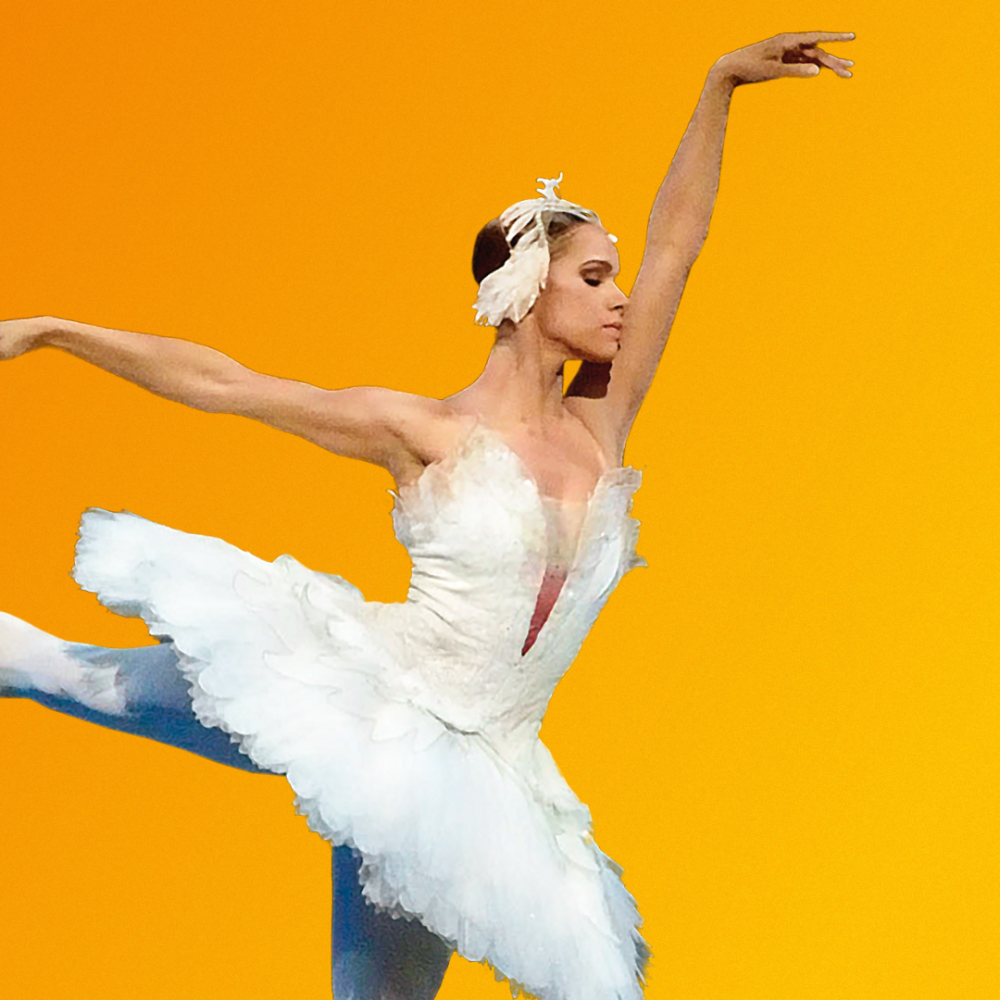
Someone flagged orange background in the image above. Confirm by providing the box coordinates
[1,1,997,998]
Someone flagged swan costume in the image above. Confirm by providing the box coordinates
[2,425,648,999]
[2,180,649,1000]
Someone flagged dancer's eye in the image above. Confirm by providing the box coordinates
[584,278,601,287]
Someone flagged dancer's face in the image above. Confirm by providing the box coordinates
[533,223,628,364]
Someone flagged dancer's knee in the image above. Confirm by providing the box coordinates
[66,640,191,711]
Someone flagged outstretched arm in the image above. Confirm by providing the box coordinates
[0,316,445,476]
[569,32,854,457]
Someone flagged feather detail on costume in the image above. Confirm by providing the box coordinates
[474,228,550,326]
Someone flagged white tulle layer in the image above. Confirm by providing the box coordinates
[71,509,648,1000]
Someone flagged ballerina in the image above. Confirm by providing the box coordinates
[0,32,854,1000]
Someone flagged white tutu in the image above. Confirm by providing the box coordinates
[70,423,649,1000]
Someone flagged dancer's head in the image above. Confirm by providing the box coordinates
[527,220,626,364]
[472,175,627,363]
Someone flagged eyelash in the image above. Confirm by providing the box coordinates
[584,278,601,287]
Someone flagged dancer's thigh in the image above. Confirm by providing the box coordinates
[13,641,270,775]
[19,687,267,773]
[332,846,452,1000]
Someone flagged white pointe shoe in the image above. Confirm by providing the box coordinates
[0,611,126,713]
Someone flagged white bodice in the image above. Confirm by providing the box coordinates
[375,423,644,737]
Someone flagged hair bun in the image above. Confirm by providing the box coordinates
[472,219,511,285]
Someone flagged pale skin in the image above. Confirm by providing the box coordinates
[0,33,854,507]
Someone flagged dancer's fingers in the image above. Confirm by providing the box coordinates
[781,63,822,78]
[801,46,855,77]
[787,31,855,45]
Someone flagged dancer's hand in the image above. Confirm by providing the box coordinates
[0,317,50,360]
[714,32,855,86]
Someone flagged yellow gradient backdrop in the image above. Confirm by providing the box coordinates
[1,2,996,998]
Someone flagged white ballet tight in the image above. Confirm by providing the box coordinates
[1,613,453,1000]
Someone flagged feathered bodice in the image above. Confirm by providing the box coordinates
[374,423,645,738]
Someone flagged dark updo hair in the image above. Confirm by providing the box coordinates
[472,212,592,285]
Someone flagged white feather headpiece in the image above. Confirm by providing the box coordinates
[473,173,616,328]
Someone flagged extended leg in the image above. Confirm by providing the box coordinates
[3,610,455,997]
[0,610,268,774]
[332,846,452,1000]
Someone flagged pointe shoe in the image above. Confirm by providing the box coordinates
[0,611,125,713]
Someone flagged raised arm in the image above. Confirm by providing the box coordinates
[0,316,446,478]
[569,32,854,456]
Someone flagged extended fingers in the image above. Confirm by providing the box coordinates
[802,46,854,77]
[778,38,855,78]
[780,63,822,78]
[787,31,855,44]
